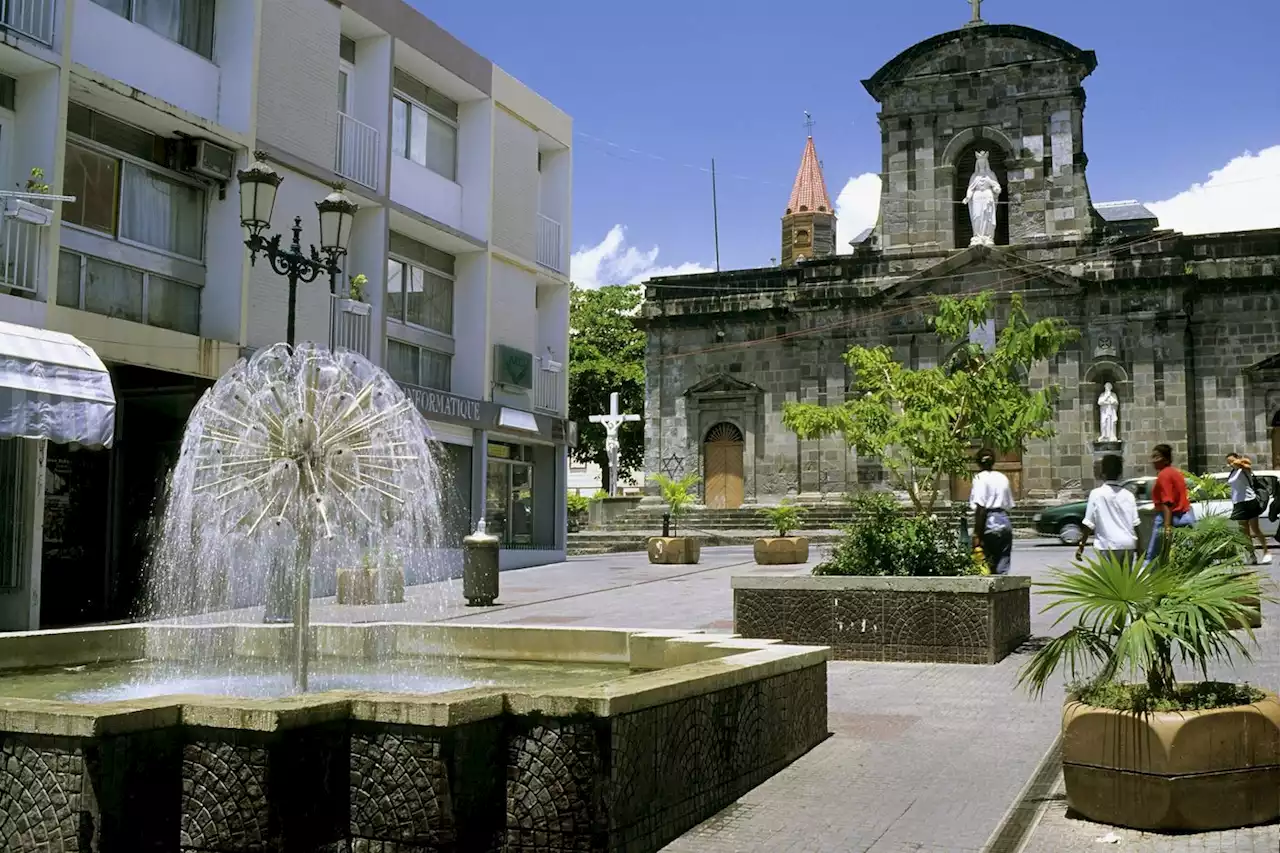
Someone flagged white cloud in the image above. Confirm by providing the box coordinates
[570,225,713,289]
[1146,145,1280,234]
[834,173,883,248]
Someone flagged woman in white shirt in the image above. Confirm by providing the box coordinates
[1227,454,1272,564]
[970,449,1015,574]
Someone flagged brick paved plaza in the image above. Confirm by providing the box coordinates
[348,542,1280,852]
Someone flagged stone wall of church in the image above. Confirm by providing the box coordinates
[642,266,1280,505]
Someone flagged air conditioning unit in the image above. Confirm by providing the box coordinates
[179,139,236,182]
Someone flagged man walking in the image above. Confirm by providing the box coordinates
[1144,443,1194,563]
[1076,454,1140,566]
[971,448,1015,574]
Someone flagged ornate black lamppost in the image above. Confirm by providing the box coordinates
[236,153,358,623]
[236,152,358,346]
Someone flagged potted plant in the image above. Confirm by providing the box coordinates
[5,168,54,226]
[753,500,810,565]
[1018,539,1276,831]
[337,548,405,605]
[336,273,371,316]
[1166,515,1263,628]
[647,472,700,565]
[566,491,590,533]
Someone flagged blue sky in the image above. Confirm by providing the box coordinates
[414,0,1280,286]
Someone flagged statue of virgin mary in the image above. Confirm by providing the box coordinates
[964,151,1002,247]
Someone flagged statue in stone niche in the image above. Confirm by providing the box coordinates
[1098,382,1120,443]
[964,151,1002,247]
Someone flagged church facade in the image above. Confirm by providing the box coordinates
[638,15,1280,507]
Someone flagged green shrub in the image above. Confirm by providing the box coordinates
[566,492,591,516]
[1187,472,1230,501]
[591,489,609,502]
[1167,515,1251,572]
[814,493,973,577]
[649,472,700,536]
[759,500,807,537]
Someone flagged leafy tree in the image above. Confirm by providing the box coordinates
[569,283,645,488]
[782,293,1076,515]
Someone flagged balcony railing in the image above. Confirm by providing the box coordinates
[533,356,562,415]
[336,112,381,191]
[330,294,372,358]
[536,214,563,274]
[0,193,57,298]
[1,0,55,46]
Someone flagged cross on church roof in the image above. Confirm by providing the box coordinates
[803,111,814,138]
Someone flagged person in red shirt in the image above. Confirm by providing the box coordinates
[1144,443,1195,562]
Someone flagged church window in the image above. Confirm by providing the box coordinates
[953,143,1010,249]
[795,229,810,247]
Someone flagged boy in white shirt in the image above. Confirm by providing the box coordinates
[970,448,1015,574]
[1076,454,1140,565]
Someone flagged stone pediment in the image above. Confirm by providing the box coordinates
[862,24,1096,101]
[684,372,763,397]
[883,245,1085,300]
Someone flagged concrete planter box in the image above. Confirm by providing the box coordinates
[589,495,643,528]
[648,536,701,564]
[1061,691,1280,830]
[753,537,809,565]
[732,574,1031,664]
[336,567,405,605]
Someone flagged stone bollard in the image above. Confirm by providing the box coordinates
[463,519,500,607]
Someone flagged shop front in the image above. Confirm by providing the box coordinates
[398,382,569,571]
[0,320,117,632]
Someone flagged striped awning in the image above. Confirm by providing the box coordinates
[0,320,116,449]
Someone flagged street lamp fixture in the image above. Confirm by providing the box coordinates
[236,152,358,346]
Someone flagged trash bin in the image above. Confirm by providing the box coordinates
[463,519,500,606]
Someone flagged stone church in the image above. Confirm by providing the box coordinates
[638,11,1280,508]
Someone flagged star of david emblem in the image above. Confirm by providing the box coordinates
[661,452,685,478]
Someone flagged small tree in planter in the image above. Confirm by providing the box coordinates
[1018,536,1275,832]
[648,472,700,564]
[566,491,590,533]
[754,500,810,565]
[782,293,1075,516]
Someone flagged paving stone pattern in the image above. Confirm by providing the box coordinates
[0,739,83,852]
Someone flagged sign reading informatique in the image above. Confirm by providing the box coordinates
[398,383,484,427]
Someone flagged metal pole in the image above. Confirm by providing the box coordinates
[285,217,304,347]
[711,158,721,273]
[292,532,312,692]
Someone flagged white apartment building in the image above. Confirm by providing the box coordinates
[0,0,573,631]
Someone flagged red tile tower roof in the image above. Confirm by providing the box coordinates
[785,136,834,215]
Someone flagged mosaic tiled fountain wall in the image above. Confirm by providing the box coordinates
[0,624,828,853]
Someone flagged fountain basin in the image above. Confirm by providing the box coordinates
[0,623,828,853]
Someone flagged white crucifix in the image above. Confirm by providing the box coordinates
[968,0,983,23]
[588,392,640,497]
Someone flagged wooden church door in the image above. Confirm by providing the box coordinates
[704,423,744,509]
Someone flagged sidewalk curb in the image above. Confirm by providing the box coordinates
[981,734,1063,853]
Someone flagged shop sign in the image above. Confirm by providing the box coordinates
[399,383,484,427]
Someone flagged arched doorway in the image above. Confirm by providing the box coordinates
[953,143,1010,249]
[704,423,744,509]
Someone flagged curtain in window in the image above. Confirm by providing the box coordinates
[148,275,200,335]
[425,114,456,181]
[386,259,405,322]
[386,339,418,386]
[83,257,143,323]
[134,0,215,58]
[392,99,407,160]
[120,164,205,260]
[56,251,82,309]
[421,349,451,392]
[409,104,429,168]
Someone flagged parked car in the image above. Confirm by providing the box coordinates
[1033,477,1155,545]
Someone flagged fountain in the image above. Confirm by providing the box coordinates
[0,342,832,852]
[148,341,449,692]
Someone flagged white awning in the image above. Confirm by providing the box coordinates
[497,407,540,434]
[0,320,116,449]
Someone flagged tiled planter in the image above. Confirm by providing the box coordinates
[1061,691,1280,830]
[732,574,1031,664]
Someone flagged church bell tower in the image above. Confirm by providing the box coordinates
[781,121,837,266]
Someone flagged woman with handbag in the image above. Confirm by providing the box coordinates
[1227,453,1272,564]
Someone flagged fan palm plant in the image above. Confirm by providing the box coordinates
[650,472,700,537]
[1018,539,1267,707]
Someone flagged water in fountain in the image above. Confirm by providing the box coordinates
[139,342,462,697]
